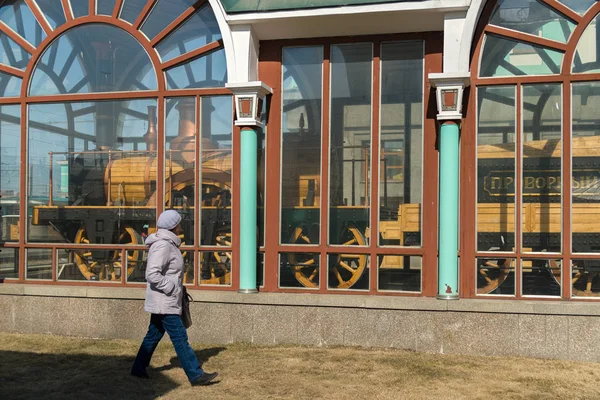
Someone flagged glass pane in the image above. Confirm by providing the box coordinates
[26,248,51,279]
[29,23,158,95]
[329,43,372,245]
[35,0,66,29]
[280,46,322,245]
[522,258,561,296]
[558,0,595,14]
[199,250,231,286]
[0,31,31,70]
[490,0,575,43]
[378,255,421,292]
[70,0,88,18]
[257,252,264,287]
[141,0,196,40]
[379,41,423,247]
[0,72,22,96]
[119,0,145,24]
[165,97,196,245]
[126,249,147,283]
[0,105,20,242]
[480,34,564,77]
[156,4,221,63]
[57,247,125,281]
[327,253,369,290]
[165,47,227,89]
[0,248,18,279]
[201,96,232,247]
[476,257,515,295]
[97,0,116,15]
[522,84,562,253]
[573,14,600,73]
[572,259,600,297]
[477,86,516,252]
[28,99,158,259]
[571,82,600,253]
[279,252,320,289]
[0,0,46,47]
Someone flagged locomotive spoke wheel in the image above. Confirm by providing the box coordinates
[572,267,600,297]
[329,226,367,289]
[477,259,511,295]
[289,226,319,288]
[74,226,143,281]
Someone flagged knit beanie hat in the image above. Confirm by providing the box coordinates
[157,209,182,230]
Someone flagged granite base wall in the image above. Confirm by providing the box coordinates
[1,285,599,362]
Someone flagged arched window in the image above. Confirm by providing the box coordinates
[469,0,600,298]
[0,0,233,287]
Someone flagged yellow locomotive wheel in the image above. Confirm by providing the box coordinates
[73,226,144,281]
[200,232,232,285]
[288,226,319,288]
[477,259,511,295]
[329,226,368,289]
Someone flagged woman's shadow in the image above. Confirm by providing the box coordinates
[153,347,226,372]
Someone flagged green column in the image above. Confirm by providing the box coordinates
[239,127,258,293]
[438,121,459,299]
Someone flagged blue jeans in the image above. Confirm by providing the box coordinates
[132,314,204,382]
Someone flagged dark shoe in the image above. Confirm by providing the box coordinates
[131,370,150,379]
[192,372,219,386]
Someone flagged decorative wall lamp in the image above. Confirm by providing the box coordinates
[428,73,470,121]
[226,81,273,128]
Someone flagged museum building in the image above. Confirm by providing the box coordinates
[2,0,600,361]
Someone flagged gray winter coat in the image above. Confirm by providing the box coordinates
[143,229,183,315]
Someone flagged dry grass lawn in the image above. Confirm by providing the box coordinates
[0,333,599,399]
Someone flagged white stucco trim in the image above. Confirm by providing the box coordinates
[224,0,470,24]
[458,0,487,73]
[209,0,237,84]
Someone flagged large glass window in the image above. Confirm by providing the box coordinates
[329,43,372,246]
[280,46,323,246]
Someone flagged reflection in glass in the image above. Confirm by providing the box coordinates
[477,257,515,295]
[29,23,157,95]
[559,0,595,15]
[28,98,158,251]
[97,0,117,15]
[71,1,88,18]
[126,249,148,283]
[35,0,66,29]
[165,48,227,89]
[522,84,561,253]
[156,4,221,63]
[57,247,128,282]
[573,15,600,73]
[572,259,600,297]
[280,46,322,245]
[119,0,145,23]
[165,97,196,244]
[0,0,46,47]
[329,43,372,245]
[490,0,575,43]
[477,86,516,251]
[378,255,421,292]
[480,35,563,77]
[257,252,264,287]
[571,82,600,252]
[0,72,22,97]
[141,0,196,40]
[0,32,31,70]
[0,248,18,279]
[327,253,369,290]
[26,248,52,279]
[0,105,20,242]
[521,258,561,296]
[199,251,231,286]
[379,41,423,247]
[279,252,320,289]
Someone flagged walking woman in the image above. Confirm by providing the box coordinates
[131,209,218,386]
